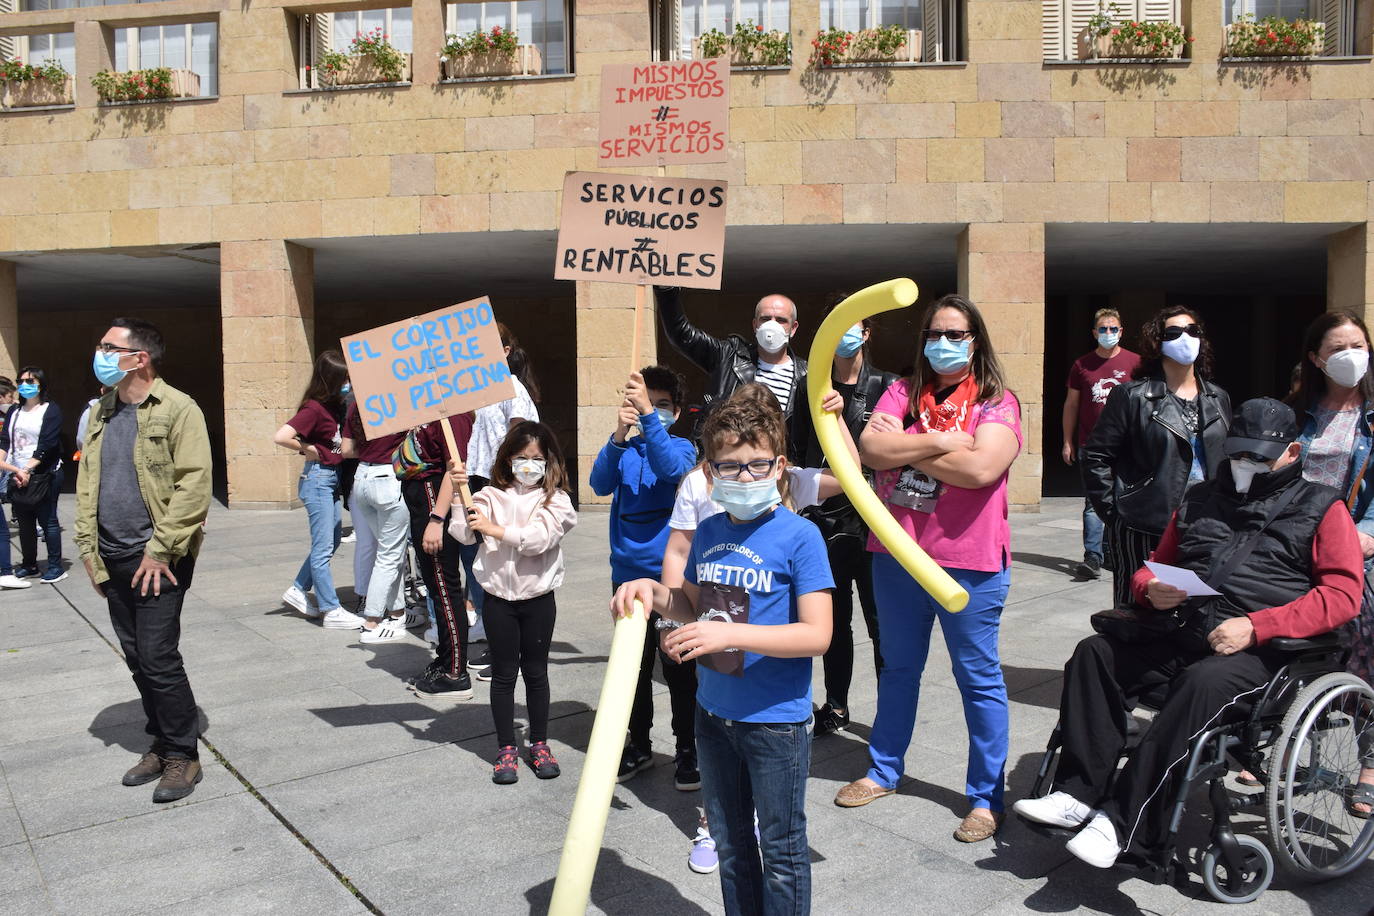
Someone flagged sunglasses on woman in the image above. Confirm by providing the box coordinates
[923,329,975,342]
[1160,324,1202,341]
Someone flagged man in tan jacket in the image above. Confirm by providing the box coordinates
[75,317,212,803]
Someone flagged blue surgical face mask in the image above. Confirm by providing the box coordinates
[93,351,128,387]
[1097,330,1121,349]
[16,382,39,400]
[923,337,972,375]
[712,477,781,521]
[837,324,865,358]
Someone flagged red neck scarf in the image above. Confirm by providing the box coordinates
[918,374,979,433]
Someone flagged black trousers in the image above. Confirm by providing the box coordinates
[486,591,556,748]
[820,536,880,710]
[1107,517,1161,608]
[104,553,199,759]
[15,466,63,571]
[1053,633,1280,858]
[402,477,467,677]
[626,603,697,753]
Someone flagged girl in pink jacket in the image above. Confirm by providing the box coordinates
[450,421,577,785]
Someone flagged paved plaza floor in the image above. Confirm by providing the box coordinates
[1,496,1371,915]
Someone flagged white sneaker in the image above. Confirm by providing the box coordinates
[322,607,367,630]
[423,626,438,646]
[340,530,357,544]
[1013,791,1093,829]
[1065,811,1122,869]
[400,610,427,630]
[282,585,320,618]
[0,574,32,589]
[469,616,487,643]
[359,617,408,643]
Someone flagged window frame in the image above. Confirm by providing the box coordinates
[654,0,792,62]
[1223,0,1353,56]
[114,20,217,96]
[443,0,571,76]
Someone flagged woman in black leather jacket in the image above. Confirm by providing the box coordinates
[1080,306,1232,606]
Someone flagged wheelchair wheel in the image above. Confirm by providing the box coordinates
[1201,835,1273,904]
[1265,671,1374,881]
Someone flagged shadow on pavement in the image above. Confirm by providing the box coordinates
[1012,552,1079,577]
[89,700,209,753]
[524,848,711,915]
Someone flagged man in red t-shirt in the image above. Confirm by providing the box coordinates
[1062,308,1141,579]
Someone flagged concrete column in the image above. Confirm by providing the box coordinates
[1328,223,1374,322]
[220,240,315,509]
[959,222,1045,511]
[73,21,114,109]
[0,261,17,381]
[412,0,444,86]
[575,282,657,505]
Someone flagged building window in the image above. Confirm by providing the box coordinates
[1225,0,1356,55]
[654,0,791,61]
[113,22,217,95]
[819,0,955,61]
[446,1,568,75]
[299,7,415,88]
[0,30,75,73]
[1042,0,1180,61]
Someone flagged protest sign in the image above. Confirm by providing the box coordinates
[341,297,515,440]
[554,172,727,291]
[598,60,729,167]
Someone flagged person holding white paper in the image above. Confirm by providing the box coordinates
[1015,398,1363,871]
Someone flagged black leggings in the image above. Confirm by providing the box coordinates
[486,591,556,748]
[820,536,880,710]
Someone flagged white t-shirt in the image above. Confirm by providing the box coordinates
[669,465,823,531]
[467,377,538,479]
[9,403,49,465]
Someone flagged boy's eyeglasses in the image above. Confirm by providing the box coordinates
[709,457,779,480]
[923,329,974,342]
[1161,324,1202,341]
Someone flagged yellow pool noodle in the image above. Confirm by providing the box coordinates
[808,279,969,613]
[549,600,649,914]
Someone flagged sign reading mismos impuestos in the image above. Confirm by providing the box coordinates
[554,171,728,291]
[597,59,729,167]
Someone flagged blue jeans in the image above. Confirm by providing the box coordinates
[696,706,811,916]
[867,553,1010,811]
[15,465,63,573]
[1082,497,1104,562]
[292,462,342,610]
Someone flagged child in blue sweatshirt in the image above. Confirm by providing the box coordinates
[589,366,700,788]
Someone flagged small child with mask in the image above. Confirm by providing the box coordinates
[449,421,577,785]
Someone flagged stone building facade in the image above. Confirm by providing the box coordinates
[2,0,1372,508]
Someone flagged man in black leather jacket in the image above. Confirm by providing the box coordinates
[654,286,808,450]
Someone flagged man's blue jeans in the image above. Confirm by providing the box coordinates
[293,462,342,611]
[696,706,812,916]
[1083,497,1104,562]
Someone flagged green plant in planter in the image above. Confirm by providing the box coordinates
[2,57,68,82]
[810,26,853,67]
[1086,1,1125,39]
[91,67,174,101]
[699,28,730,59]
[316,27,407,84]
[1107,19,1189,55]
[851,23,909,58]
[444,25,520,57]
[1227,13,1324,56]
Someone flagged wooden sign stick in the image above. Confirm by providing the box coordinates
[631,284,645,375]
[438,417,474,511]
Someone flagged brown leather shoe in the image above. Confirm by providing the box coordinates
[953,811,1003,843]
[122,750,165,787]
[834,779,895,808]
[152,757,202,803]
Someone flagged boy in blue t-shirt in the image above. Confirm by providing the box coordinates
[589,367,700,788]
[613,399,833,914]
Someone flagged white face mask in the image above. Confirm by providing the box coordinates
[512,457,545,486]
[1161,333,1200,366]
[1229,457,1272,495]
[755,320,789,354]
[1320,347,1370,389]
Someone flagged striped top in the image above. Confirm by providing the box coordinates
[754,358,796,414]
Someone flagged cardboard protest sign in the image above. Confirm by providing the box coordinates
[341,297,514,439]
[598,59,729,167]
[554,172,727,290]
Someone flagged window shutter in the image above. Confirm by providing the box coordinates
[670,0,682,61]
[1065,0,1099,60]
[1320,0,1347,55]
[310,12,333,88]
[922,0,943,60]
[1137,0,1178,23]
[1043,0,1066,59]
[0,0,17,61]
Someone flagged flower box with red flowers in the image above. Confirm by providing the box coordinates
[91,67,200,103]
[315,29,411,86]
[808,25,921,68]
[1224,15,1324,57]
[695,20,791,66]
[1087,20,1188,59]
[441,27,542,78]
[1,58,74,108]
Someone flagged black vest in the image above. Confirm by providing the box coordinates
[1172,460,1339,636]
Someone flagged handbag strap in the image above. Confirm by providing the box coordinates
[1207,483,1303,594]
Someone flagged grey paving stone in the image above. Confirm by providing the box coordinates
[147,864,373,915]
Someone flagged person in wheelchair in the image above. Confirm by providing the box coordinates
[1014,397,1364,869]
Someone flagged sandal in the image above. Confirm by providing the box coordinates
[834,779,895,808]
[954,811,1004,843]
[1350,782,1374,819]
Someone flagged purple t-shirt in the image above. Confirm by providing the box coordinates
[866,379,1022,573]
[1066,349,1140,446]
[286,400,344,466]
